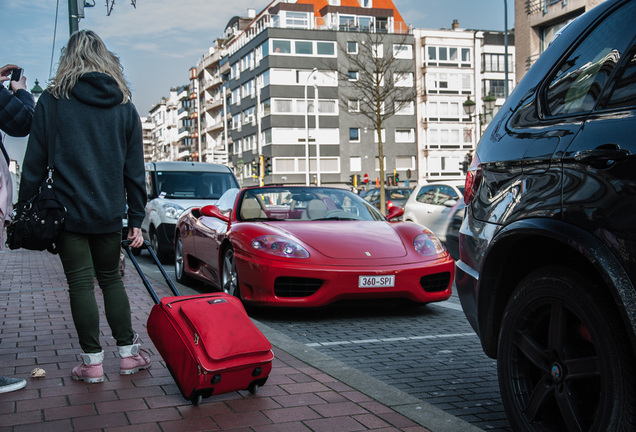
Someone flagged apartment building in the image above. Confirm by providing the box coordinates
[516,0,605,81]
[224,0,417,187]
[414,23,515,180]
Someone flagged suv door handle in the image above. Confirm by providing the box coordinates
[574,145,630,166]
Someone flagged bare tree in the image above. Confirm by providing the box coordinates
[328,31,416,214]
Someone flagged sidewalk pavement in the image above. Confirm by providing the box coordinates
[0,248,482,432]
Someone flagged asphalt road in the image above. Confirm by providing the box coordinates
[131,251,512,431]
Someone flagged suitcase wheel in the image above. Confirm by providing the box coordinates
[248,382,260,395]
[192,394,203,406]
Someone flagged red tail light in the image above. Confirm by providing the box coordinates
[464,154,482,206]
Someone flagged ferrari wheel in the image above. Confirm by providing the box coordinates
[174,237,194,286]
[222,247,240,298]
[498,266,636,432]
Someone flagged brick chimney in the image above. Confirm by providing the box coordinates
[452,19,459,30]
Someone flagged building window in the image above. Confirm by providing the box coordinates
[272,40,292,54]
[484,80,506,98]
[317,42,335,56]
[393,44,413,59]
[427,46,472,67]
[361,0,372,7]
[347,41,358,54]
[395,100,414,115]
[394,72,414,87]
[348,99,360,112]
[483,53,513,72]
[285,11,309,29]
[350,156,362,171]
[295,41,313,55]
[348,70,359,81]
[395,128,415,143]
[349,128,360,142]
[373,44,384,58]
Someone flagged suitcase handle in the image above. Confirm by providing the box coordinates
[122,240,182,303]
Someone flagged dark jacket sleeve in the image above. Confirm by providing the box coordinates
[0,87,35,137]
[123,104,147,228]
[18,92,50,202]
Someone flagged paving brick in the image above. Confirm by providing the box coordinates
[212,410,272,429]
[72,412,130,431]
[311,401,369,418]
[262,405,322,423]
[160,417,219,432]
[303,416,367,432]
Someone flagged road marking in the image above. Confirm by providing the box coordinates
[306,332,476,347]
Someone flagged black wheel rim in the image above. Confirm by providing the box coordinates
[509,298,602,431]
[222,249,238,297]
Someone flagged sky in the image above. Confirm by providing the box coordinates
[1,0,514,162]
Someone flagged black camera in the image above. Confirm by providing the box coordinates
[10,68,23,82]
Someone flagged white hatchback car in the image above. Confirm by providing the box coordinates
[402,180,464,242]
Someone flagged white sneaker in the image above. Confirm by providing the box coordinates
[0,375,26,393]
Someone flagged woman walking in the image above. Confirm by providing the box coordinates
[19,30,150,383]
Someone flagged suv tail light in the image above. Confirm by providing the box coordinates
[464,154,482,206]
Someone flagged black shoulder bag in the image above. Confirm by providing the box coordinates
[6,96,66,254]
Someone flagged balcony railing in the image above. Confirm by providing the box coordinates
[527,0,568,15]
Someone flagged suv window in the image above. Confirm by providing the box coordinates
[545,1,636,116]
[605,51,636,109]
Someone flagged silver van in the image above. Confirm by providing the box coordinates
[140,161,239,263]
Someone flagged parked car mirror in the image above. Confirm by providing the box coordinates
[443,199,457,207]
[386,206,404,221]
[200,205,229,223]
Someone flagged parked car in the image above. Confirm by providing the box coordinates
[174,185,454,308]
[441,201,464,261]
[140,161,239,263]
[362,187,412,211]
[402,180,464,243]
[456,1,636,430]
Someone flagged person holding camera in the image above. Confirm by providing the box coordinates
[0,63,35,393]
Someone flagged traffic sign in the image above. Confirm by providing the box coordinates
[363,173,369,184]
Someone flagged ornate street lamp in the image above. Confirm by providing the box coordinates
[30,79,44,102]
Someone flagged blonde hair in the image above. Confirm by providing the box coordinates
[49,29,131,104]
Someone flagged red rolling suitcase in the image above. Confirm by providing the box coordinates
[123,241,274,405]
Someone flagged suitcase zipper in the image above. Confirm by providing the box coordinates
[194,333,199,345]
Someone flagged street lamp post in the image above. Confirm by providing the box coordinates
[304,68,318,186]
[463,93,496,138]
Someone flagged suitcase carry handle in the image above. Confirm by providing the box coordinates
[122,240,182,303]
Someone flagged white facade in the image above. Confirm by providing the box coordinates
[414,25,515,181]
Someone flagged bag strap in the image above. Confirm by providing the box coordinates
[46,93,57,180]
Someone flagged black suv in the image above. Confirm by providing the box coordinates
[456,1,636,430]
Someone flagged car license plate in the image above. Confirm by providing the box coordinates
[359,275,395,288]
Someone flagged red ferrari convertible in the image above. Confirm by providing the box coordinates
[174,186,454,307]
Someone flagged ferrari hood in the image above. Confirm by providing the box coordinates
[268,221,407,259]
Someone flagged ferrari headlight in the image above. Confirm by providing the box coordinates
[413,233,445,256]
[163,203,185,220]
[251,235,310,258]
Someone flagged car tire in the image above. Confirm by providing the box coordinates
[174,237,194,286]
[221,247,240,299]
[497,265,636,432]
[150,228,169,264]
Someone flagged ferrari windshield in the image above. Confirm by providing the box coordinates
[238,187,386,222]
